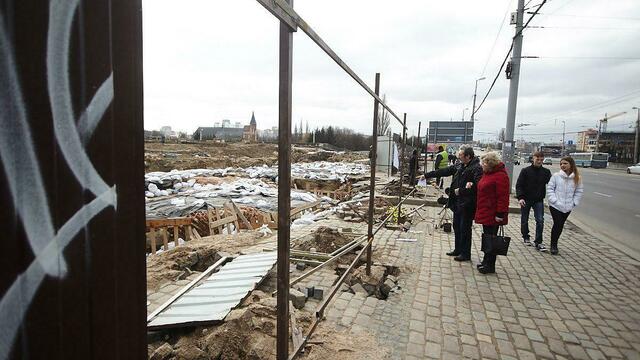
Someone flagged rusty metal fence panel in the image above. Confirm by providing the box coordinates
[0,0,146,358]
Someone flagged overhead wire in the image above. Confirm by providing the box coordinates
[480,0,515,77]
[473,0,547,118]
[523,89,640,127]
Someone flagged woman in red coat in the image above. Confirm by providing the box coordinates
[474,152,510,274]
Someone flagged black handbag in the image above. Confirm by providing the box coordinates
[481,226,510,256]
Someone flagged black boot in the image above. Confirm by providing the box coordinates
[478,265,495,274]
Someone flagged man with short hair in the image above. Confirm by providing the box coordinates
[434,145,449,189]
[425,146,482,261]
[516,151,552,251]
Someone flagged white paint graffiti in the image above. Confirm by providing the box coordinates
[0,1,117,358]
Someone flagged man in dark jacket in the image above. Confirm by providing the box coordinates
[515,151,552,251]
[425,146,483,261]
[409,149,418,186]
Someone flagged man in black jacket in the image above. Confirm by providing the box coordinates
[515,151,552,251]
[409,149,418,186]
[425,146,483,261]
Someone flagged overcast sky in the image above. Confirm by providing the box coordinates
[142,0,640,143]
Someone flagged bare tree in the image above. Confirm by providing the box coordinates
[377,94,391,136]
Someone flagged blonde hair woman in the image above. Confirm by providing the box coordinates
[547,156,584,255]
[474,152,510,274]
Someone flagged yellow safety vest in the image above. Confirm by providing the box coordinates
[438,151,449,169]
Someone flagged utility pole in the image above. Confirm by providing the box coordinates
[471,77,485,122]
[502,0,524,185]
[634,106,639,163]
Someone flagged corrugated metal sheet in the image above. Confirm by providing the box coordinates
[148,252,277,329]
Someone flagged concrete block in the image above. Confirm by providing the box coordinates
[290,289,306,309]
[380,279,395,298]
[305,286,315,298]
[351,283,368,295]
[295,262,306,271]
[313,287,324,300]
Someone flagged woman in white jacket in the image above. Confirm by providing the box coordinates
[547,156,584,255]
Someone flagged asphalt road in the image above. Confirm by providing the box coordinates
[512,162,640,260]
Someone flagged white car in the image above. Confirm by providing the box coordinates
[543,158,552,165]
[627,163,640,174]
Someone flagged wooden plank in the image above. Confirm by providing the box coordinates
[230,200,253,230]
[290,200,321,216]
[191,227,201,240]
[290,301,303,350]
[185,225,191,242]
[161,228,169,250]
[208,216,236,229]
[215,208,224,234]
[149,228,157,255]
[146,217,191,228]
[173,225,179,245]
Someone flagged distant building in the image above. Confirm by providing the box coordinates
[214,122,220,127]
[539,145,563,157]
[243,111,258,142]
[577,128,598,152]
[260,126,278,141]
[193,126,243,141]
[427,121,474,146]
[160,126,172,136]
[598,131,635,163]
[193,113,258,141]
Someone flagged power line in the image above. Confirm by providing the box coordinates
[474,0,548,117]
[481,0,515,77]
[533,56,640,60]
[531,13,640,21]
[529,25,640,30]
[524,89,640,127]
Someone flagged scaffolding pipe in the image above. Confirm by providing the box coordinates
[367,73,380,275]
[276,0,294,357]
[398,114,407,223]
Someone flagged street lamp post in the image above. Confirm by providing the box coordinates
[471,76,486,121]
[461,107,469,121]
[633,107,639,164]
[561,120,566,156]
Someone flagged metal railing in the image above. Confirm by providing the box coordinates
[253,1,410,358]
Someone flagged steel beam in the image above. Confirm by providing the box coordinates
[255,0,298,31]
[366,73,380,275]
[276,0,294,357]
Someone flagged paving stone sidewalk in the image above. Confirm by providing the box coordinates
[320,206,640,360]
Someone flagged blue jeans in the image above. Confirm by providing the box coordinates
[520,200,544,244]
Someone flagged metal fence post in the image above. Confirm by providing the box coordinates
[366,73,380,275]
[398,114,407,223]
[277,0,294,358]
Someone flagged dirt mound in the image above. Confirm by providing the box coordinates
[145,141,367,173]
[148,292,312,360]
[146,241,220,291]
[296,226,352,253]
[148,290,389,360]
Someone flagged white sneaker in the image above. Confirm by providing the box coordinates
[536,243,548,252]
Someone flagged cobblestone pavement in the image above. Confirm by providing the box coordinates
[319,206,640,360]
